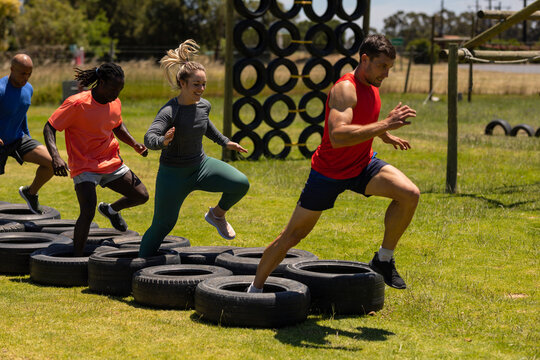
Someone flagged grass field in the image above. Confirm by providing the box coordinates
[0,83,539,358]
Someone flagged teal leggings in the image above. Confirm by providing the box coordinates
[139,157,249,257]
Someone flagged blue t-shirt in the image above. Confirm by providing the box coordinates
[0,76,33,145]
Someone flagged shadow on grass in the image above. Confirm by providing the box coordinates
[273,317,394,351]
[454,193,536,209]
[189,313,394,351]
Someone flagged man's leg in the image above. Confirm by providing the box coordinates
[21,145,53,195]
[99,170,149,231]
[251,205,322,290]
[74,182,98,256]
[365,165,420,250]
[104,170,149,211]
[365,165,420,289]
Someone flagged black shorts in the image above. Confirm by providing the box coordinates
[298,157,389,211]
[0,134,42,175]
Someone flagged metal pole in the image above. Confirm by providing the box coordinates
[446,44,458,194]
[468,14,474,102]
[363,0,371,35]
[429,16,435,99]
[524,0,528,43]
[222,0,234,161]
[403,52,413,93]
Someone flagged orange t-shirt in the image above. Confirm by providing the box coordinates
[48,90,123,178]
[311,73,381,179]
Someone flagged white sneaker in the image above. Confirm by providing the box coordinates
[204,207,236,240]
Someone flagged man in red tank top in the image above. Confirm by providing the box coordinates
[248,35,420,292]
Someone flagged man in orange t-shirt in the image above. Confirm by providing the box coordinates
[44,63,149,256]
[249,35,420,293]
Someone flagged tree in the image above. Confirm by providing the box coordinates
[14,0,111,57]
[0,0,19,51]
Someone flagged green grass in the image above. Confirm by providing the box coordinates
[0,93,538,359]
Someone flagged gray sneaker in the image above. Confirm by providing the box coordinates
[204,207,236,240]
[19,186,42,214]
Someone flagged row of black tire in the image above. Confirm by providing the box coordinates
[234,57,358,96]
[234,0,368,22]
[0,202,385,328]
[485,119,540,137]
[231,125,323,161]
[235,20,364,58]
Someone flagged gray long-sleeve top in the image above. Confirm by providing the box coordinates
[144,97,229,167]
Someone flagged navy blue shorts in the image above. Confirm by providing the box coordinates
[298,157,389,211]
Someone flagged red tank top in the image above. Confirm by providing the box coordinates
[311,72,381,179]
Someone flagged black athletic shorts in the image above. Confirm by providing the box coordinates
[297,156,389,211]
[0,134,42,175]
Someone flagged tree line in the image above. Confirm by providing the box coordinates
[1,0,538,62]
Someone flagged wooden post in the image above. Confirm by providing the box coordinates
[446,44,458,194]
[464,1,540,49]
[429,16,435,100]
[222,0,234,161]
[403,52,413,93]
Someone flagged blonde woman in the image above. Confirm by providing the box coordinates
[139,40,249,257]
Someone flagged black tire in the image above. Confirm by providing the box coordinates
[132,264,233,309]
[298,91,327,125]
[262,129,292,159]
[0,219,25,233]
[109,235,191,249]
[231,130,263,161]
[233,0,270,19]
[0,203,60,223]
[232,97,263,131]
[269,0,302,19]
[88,248,180,297]
[234,19,268,58]
[283,260,385,315]
[215,247,318,276]
[29,243,104,287]
[0,232,72,274]
[335,22,364,56]
[302,58,334,91]
[60,228,139,245]
[268,20,300,57]
[484,119,512,135]
[535,127,540,137]
[303,0,336,23]
[304,23,336,58]
[266,58,299,93]
[233,58,266,96]
[24,219,98,234]
[334,57,358,82]
[263,93,296,129]
[195,275,310,328]
[298,125,324,159]
[336,0,369,21]
[510,123,535,137]
[174,246,239,265]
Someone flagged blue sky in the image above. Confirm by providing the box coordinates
[369,0,524,32]
[299,0,526,32]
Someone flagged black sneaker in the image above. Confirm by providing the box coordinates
[19,186,42,214]
[98,202,128,232]
[369,252,407,289]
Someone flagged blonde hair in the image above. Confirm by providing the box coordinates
[160,39,206,90]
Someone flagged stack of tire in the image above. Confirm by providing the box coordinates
[231,0,368,160]
[485,119,540,137]
[0,200,386,329]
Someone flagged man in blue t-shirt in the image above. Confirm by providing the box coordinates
[0,54,53,214]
